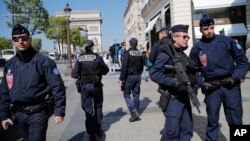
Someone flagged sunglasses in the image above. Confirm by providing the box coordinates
[12,35,30,42]
[176,35,190,40]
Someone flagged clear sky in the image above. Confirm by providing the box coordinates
[0,0,127,52]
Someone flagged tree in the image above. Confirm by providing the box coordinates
[45,16,67,56]
[4,0,49,36]
[71,28,84,48]
[31,38,42,51]
[0,37,12,50]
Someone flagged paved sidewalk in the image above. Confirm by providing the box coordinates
[46,71,250,141]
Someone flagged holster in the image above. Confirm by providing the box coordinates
[158,88,171,112]
[75,79,82,93]
[45,95,54,117]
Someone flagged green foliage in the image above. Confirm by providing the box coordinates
[71,28,84,47]
[45,16,67,43]
[4,0,49,36]
[0,37,12,50]
[31,38,42,51]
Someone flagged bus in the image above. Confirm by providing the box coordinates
[1,49,15,60]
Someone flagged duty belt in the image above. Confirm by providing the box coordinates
[128,72,140,75]
[14,102,47,114]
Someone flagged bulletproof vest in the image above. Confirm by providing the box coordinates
[78,53,100,83]
[127,48,143,74]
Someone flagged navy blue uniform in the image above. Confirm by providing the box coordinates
[71,53,109,138]
[150,46,193,141]
[119,48,144,116]
[0,49,66,141]
[190,35,249,141]
[149,37,171,64]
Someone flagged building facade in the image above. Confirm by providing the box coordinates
[56,10,102,54]
[139,0,249,54]
[124,0,148,49]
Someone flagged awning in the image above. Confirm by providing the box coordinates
[144,14,160,33]
[142,40,149,47]
[194,23,248,38]
[193,0,246,10]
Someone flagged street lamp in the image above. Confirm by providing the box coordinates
[79,27,88,39]
[64,3,72,76]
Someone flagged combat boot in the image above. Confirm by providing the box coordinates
[96,128,104,137]
[89,133,97,141]
[129,110,140,122]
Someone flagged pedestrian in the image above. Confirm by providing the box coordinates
[150,24,195,141]
[108,52,116,75]
[118,41,126,68]
[0,24,66,141]
[71,40,109,141]
[149,27,171,64]
[119,38,144,122]
[144,47,153,82]
[140,47,148,81]
[189,13,249,141]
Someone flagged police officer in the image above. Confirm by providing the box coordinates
[119,38,144,122]
[149,27,171,64]
[150,25,194,140]
[71,40,109,141]
[189,13,249,141]
[0,24,66,141]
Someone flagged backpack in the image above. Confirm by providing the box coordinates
[109,43,120,63]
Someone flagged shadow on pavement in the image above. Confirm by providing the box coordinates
[193,113,227,141]
[140,97,152,114]
[102,107,127,132]
[67,132,84,141]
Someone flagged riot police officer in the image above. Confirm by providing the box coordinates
[150,25,194,141]
[71,40,109,141]
[189,13,249,141]
[119,38,144,122]
[0,24,66,141]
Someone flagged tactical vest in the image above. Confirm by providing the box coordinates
[159,44,196,85]
[127,48,143,74]
[78,53,100,84]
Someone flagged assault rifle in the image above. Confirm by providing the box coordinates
[165,45,201,113]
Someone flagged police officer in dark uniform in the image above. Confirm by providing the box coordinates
[0,24,66,141]
[189,13,249,141]
[119,38,144,122]
[71,40,109,141]
[149,27,171,64]
[150,25,194,141]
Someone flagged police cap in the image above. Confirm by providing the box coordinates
[129,38,138,45]
[84,40,94,47]
[157,27,169,33]
[171,24,189,33]
[199,13,215,27]
[12,24,30,36]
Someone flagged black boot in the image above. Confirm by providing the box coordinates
[96,128,104,137]
[129,110,140,122]
[89,134,97,141]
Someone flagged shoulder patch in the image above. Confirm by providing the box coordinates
[53,68,60,75]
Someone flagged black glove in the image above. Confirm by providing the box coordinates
[176,82,188,94]
[222,77,235,89]
[201,83,218,94]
